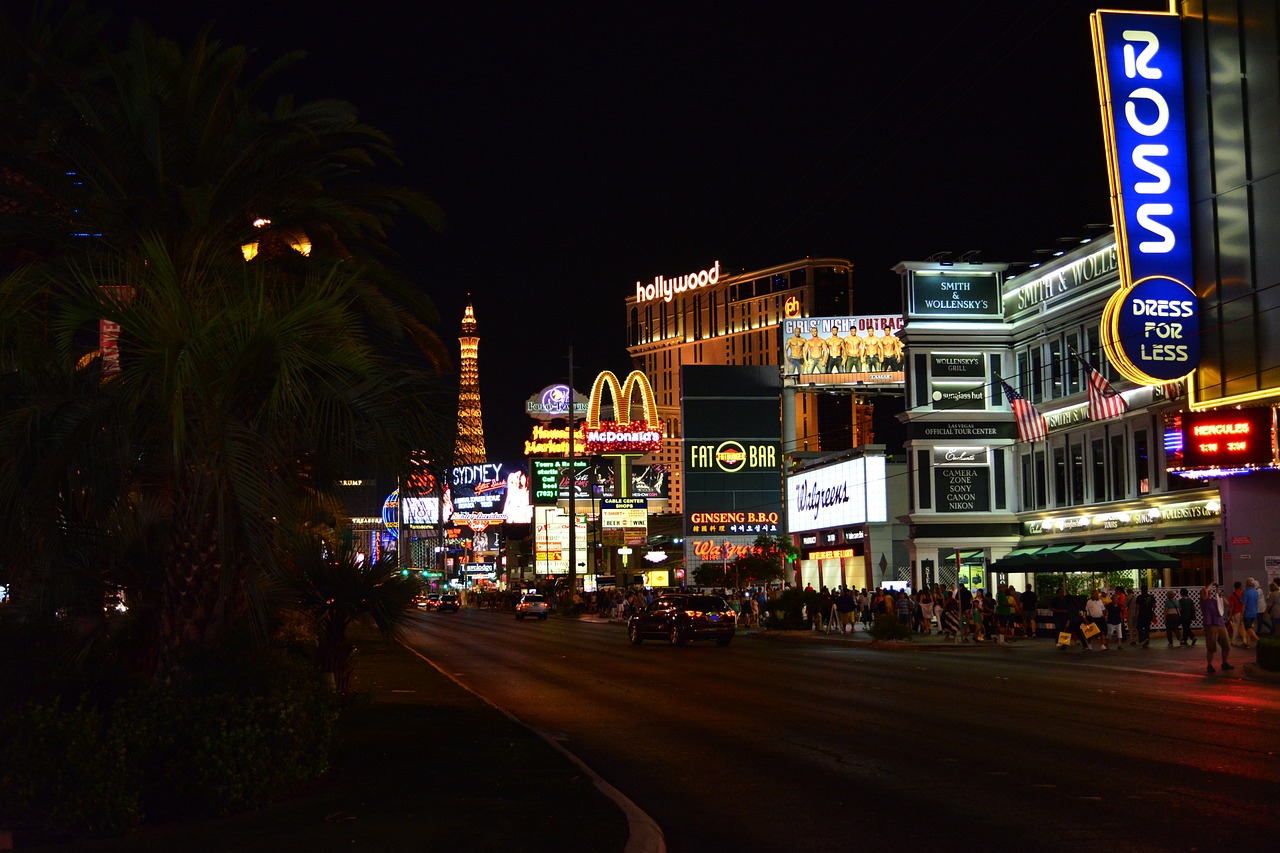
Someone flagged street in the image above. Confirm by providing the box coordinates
[405,609,1280,852]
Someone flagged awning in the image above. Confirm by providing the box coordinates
[1113,536,1208,550]
[1001,547,1042,558]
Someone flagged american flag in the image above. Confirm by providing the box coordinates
[998,378,1048,442]
[1074,350,1128,421]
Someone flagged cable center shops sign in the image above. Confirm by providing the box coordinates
[601,498,648,546]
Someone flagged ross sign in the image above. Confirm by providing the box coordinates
[1093,11,1198,385]
[786,456,888,533]
[1175,407,1275,470]
[525,384,588,421]
[908,271,1002,319]
[780,315,905,385]
[634,260,720,304]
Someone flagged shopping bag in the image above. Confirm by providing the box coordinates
[1081,621,1101,639]
[1057,631,1072,646]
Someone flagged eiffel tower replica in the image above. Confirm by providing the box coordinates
[453,300,487,465]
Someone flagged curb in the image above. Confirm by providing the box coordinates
[1242,662,1280,685]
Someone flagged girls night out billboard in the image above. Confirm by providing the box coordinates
[781,315,905,387]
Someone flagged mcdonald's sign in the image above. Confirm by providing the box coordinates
[584,370,663,453]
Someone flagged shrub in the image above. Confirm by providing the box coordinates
[764,587,809,630]
[1257,637,1280,672]
[869,613,912,641]
[0,699,142,838]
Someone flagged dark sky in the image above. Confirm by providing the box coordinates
[102,0,1169,459]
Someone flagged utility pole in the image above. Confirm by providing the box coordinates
[567,346,576,595]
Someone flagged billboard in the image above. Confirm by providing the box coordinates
[447,461,533,524]
[681,366,782,568]
[781,315,904,386]
[1093,10,1199,385]
[533,506,587,574]
[529,458,670,505]
[786,456,888,533]
[601,497,648,546]
[1171,407,1276,472]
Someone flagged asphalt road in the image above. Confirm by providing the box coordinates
[405,610,1279,852]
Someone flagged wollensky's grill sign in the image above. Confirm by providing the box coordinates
[1093,10,1199,384]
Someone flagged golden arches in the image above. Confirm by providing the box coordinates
[585,370,659,430]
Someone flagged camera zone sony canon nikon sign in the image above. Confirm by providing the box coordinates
[1093,10,1199,385]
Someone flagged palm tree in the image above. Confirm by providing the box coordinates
[0,12,453,673]
[285,537,422,695]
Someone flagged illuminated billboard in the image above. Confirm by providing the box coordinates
[1169,407,1276,473]
[1093,10,1199,385]
[781,316,904,386]
[529,458,670,505]
[786,456,888,534]
[447,461,532,525]
[584,370,663,453]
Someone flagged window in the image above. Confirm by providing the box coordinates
[1135,429,1150,494]
[1092,438,1106,502]
[1066,332,1082,395]
[1030,347,1044,403]
[1049,339,1065,401]
[1034,450,1047,507]
[1070,443,1084,504]
[1021,454,1033,508]
[1110,433,1127,499]
[1053,446,1067,505]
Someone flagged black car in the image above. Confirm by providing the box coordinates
[627,594,736,647]
[437,593,460,613]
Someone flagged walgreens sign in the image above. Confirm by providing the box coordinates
[786,456,887,533]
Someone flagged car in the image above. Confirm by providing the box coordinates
[515,594,549,620]
[627,594,736,647]
[416,593,441,610]
[437,593,461,613]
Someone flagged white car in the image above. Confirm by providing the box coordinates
[516,594,549,620]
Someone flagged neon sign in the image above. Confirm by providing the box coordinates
[1175,407,1275,470]
[634,260,720,304]
[584,370,663,453]
[1092,11,1198,384]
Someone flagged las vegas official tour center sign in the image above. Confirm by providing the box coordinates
[1093,9,1199,385]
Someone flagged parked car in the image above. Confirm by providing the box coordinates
[627,594,736,646]
[515,594,549,620]
[437,593,461,613]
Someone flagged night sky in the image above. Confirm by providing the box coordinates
[100,0,1170,459]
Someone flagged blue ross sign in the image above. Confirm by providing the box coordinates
[1094,11,1193,289]
[1093,11,1198,384]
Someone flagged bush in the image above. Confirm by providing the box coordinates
[869,613,912,641]
[1257,637,1280,672]
[0,699,142,838]
[0,644,337,838]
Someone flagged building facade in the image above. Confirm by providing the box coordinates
[626,258,856,515]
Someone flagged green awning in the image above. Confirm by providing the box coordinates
[1037,545,1079,554]
[955,550,984,560]
[1113,536,1206,550]
[1001,547,1042,558]
[1073,543,1115,552]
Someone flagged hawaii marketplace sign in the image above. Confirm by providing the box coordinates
[1092,9,1199,385]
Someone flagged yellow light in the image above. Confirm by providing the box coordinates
[241,242,259,261]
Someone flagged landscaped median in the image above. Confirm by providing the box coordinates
[40,625,629,853]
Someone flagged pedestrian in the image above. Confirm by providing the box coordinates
[1178,588,1197,646]
[1105,591,1125,650]
[1264,581,1280,637]
[971,589,988,642]
[957,583,973,642]
[1051,588,1069,648]
[918,586,934,634]
[895,589,912,627]
[1164,591,1181,647]
[1200,581,1235,675]
[1134,586,1155,648]
[1241,577,1261,648]
[1227,581,1245,646]
[1021,584,1038,640]
[942,590,960,640]
[1084,589,1107,650]
[836,587,856,634]
[994,585,1016,643]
